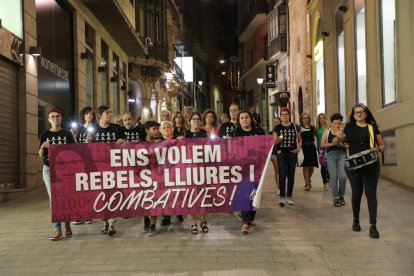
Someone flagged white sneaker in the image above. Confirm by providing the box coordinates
[277,189,280,196]
[279,197,285,207]
[287,197,295,205]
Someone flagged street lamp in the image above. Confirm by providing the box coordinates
[256,77,264,85]
[198,80,203,86]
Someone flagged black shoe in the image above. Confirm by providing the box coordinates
[176,215,184,222]
[352,219,361,232]
[334,199,342,207]
[369,225,379,238]
[108,227,116,236]
[161,218,171,226]
[101,224,109,234]
[340,197,346,206]
[148,224,157,236]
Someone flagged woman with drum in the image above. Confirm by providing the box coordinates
[334,103,385,238]
[321,113,347,207]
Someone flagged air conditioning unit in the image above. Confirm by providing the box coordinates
[278,80,287,92]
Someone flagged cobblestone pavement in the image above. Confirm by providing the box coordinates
[1,166,413,275]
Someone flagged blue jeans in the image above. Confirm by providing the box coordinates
[326,151,347,199]
[277,152,297,198]
[43,165,70,230]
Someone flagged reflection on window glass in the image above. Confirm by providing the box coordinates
[355,7,366,104]
[380,0,396,106]
[337,31,346,119]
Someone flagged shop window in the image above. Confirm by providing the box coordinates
[355,5,366,104]
[336,11,346,119]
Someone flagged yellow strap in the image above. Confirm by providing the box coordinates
[368,124,374,149]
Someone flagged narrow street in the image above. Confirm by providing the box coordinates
[1,166,413,275]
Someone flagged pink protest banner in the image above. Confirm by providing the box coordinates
[49,136,274,222]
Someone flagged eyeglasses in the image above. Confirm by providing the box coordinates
[280,114,290,116]
[49,115,61,119]
[354,111,365,115]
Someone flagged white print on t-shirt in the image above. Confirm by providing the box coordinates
[47,136,68,145]
[279,127,296,148]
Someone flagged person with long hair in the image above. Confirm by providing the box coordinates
[270,117,281,195]
[316,113,330,190]
[299,112,319,191]
[335,103,385,238]
[274,107,302,207]
[39,107,76,241]
[183,111,209,234]
[202,109,219,138]
[172,111,186,138]
[233,110,265,234]
[321,113,347,207]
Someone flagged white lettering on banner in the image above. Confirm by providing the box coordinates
[92,186,232,213]
[110,149,149,167]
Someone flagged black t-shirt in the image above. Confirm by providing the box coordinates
[184,129,208,139]
[218,122,237,138]
[234,127,265,137]
[274,123,299,153]
[173,127,186,138]
[93,123,125,142]
[122,126,143,142]
[76,124,98,143]
[344,123,380,155]
[39,129,76,166]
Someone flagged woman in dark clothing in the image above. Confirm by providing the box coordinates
[299,112,319,191]
[183,111,209,234]
[233,111,265,234]
[335,103,385,238]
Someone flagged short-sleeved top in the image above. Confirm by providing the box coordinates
[344,124,380,156]
[234,127,265,137]
[76,124,98,143]
[122,126,143,142]
[315,127,326,150]
[300,126,315,146]
[39,129,76,166]
[218,122,237,137]
[273,123,299,153]
[93,123,125,143]
[184,129,208,139]
[326,130,346,153]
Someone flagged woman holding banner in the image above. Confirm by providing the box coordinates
[183,111,209,234]
[89,105,125,236]
[39,107,76,241]
[334,103,385,238]
[234,110,265,235]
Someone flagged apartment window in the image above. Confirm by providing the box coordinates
[336,12,346,119]
[354,1,367,104]
[85,23,95,107]
[101,40,108,105]
[380,0,396,106]
[112,53,119,115]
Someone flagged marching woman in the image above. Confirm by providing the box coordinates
[316,113,330,190]
[335,103,385,238]
[88,105,125,236]
[39,107,76,241]
[183,111,209,234]
[233,111,265,234]
[299,112,319,191]
[274,107,302,207]
[172,111,186,138]
[270,117,281,195]
[202,109,219,138]
[321,113,347,207]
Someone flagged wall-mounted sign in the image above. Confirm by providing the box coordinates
[276,91,290,107]
[265,64,276,88]
[0,28,23,66]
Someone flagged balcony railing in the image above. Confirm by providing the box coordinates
[239,0,269,34]
[172,60,185,84]
[268,35,287,57]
